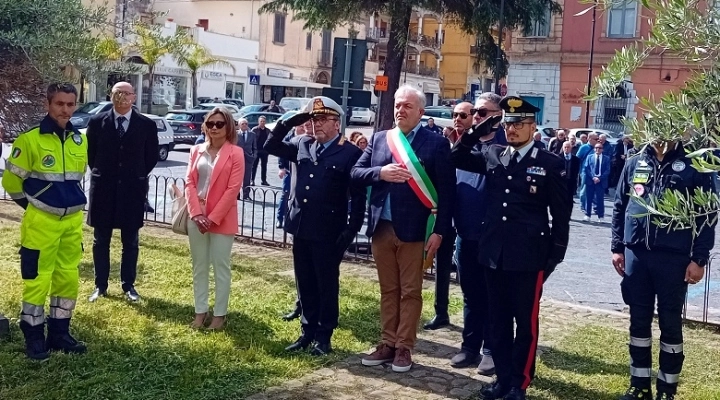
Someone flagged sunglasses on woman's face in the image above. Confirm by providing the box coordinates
[206,121,226,129]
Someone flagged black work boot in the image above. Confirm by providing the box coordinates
[619,386,653,400]
[46,318,87,354]
[655,393,675,400]
[19,320,50,361]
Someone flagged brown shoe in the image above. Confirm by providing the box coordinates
[361,343,396,366]
[391,347,413,372]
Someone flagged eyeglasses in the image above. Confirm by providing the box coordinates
[114,90,135,96]
[452,112,470,119]
[206,121,226,129]
[594,147,603,150]
[502,122,530,130]
[312,116,338,124]
[472,108,501,118]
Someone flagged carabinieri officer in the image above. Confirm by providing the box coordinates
[264,96,366,356]
[450,96,571,400]
[612,139,716,400]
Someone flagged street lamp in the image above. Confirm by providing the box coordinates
[575,1,598,128]
[494,0,505,95]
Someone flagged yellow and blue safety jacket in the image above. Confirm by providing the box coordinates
[2,115,88,216]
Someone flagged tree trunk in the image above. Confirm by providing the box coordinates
[191,71,198,107]
[146,66,154,114]
[378,2,412,131]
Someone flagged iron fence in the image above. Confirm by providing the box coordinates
[0,173,718,327]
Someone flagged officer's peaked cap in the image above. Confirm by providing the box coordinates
[499,96,541,123]
[301,96,344,117]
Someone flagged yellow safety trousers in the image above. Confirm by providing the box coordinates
[19,204,83,306]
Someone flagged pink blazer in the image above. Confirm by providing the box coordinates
[185,141,245,235]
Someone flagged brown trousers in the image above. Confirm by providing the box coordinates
[371,220,425,350]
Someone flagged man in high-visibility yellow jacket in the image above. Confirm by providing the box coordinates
[2,83,88,360]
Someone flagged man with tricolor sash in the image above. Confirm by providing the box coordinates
[352,85,456,373]
[451,96,571,400]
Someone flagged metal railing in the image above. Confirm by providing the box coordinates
[1,173,718,327]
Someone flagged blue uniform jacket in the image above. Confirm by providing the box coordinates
[455,128,506,240]
[611,144,717,259]
[264,132,366,241]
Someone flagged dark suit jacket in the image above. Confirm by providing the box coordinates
[451,143,571,271]
[237,130,257,163]
[351,126,456,243]
[583,153,611,188]
[561,153,580,194]
[86,109,158,229]
[264,133,366,241]
[533,140,546,149]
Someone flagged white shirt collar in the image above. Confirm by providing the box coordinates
[113,108,132,121]
[508,140,535,161]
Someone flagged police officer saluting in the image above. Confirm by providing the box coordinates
[2,83,88,360]
[451,96,571,400]
[612,139,716,400]
[264,96,366,356]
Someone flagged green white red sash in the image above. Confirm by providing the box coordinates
[386,128,438,262]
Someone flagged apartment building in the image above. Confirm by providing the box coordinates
[507,0,693,131]
[366,10,443,105]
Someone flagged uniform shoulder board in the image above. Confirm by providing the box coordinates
[530,147,539,159]
[19,125,40,136]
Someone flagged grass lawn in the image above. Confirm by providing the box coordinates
[532,325,720,399]
[0,224,461,400]
[0,218,719,400]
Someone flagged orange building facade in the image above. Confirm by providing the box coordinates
[506,0,693,132]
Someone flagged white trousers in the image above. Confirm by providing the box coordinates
[187,221,234,316]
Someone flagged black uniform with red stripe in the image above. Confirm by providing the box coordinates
[451,137,571,391]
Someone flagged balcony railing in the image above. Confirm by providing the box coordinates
[409,32,441,49]
[317,50,332,67]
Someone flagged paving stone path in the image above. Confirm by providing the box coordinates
[245,263,633,400]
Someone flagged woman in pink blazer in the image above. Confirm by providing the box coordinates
[185,107,244,330]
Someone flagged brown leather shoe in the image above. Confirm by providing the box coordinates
[361,343,396,366]
[391,347,413,372]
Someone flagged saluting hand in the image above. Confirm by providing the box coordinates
[612,253,625,277]
[685,261,704,285]
[380,164,413,183]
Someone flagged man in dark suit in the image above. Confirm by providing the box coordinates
[561,140,581,205]
[236,118,256,200]
[532,132,546,149]
[611,136,634,188]
[264,96,366,356]
[451,96,571,400]
[251,117,270,185]
[352,85,456,373]
[86,81,158,302]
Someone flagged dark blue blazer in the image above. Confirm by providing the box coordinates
[583,153,611,189]
[351,126,456,243]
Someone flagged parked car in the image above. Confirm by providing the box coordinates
[349,107,376,125]
[221,98,245,108]
[243,112,283,130]
[239,104,287,116]
[70,101,114,128]
[264,111,298,131]
[193,103,242,120]
[279,97,311,111]
[567,128,623,145]
[535,125,557,144]
[78,113,174,161]
[165,110,209,145]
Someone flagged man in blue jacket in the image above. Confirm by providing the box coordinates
[582,143,611,221]
[612,140,716,400]
[444,94,505,376]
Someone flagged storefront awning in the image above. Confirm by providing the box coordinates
[423,82,441,94]
[261,76,327,89]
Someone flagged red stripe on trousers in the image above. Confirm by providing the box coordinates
[521,271,544,390]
